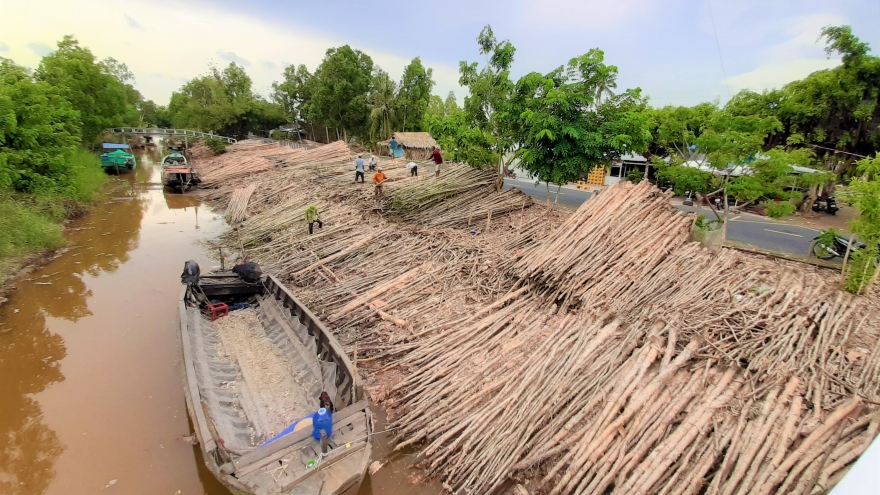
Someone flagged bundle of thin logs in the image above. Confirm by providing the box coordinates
[383,180,878,494]
[198,153,273,187]
[224,183,257,224]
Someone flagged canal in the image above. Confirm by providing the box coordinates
[0,147,438,495]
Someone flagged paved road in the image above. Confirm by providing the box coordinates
[504,177,822,259]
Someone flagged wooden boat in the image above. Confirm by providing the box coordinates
[162,152,201,192]
[100,148,137,173]
[178,270,372,495]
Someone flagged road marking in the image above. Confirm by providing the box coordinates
[764,229,803,237]
[725,218,821,232]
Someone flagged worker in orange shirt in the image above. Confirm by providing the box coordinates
[373,167,387,198]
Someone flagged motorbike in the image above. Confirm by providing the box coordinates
[812,232,879,260]
[812,196,840,215]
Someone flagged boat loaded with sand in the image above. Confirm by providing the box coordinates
[178,262,372,495]
[162,147,201,192]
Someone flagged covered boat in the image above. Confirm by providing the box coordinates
[100,148,137,173]
[178,264,372,495]
[162,152,201,192]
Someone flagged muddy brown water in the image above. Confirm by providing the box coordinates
[0,149,439,495]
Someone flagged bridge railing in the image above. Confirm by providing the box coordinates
[103,128,238,144]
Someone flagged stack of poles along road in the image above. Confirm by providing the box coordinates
[195,141,880,494]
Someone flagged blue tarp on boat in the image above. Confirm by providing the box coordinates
[102,143,130,149]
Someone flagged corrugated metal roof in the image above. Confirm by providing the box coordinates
[102,143,130,149]
[620,152,647,163]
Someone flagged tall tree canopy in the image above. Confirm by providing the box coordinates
[395,57,434,131]
[716,26,880,172]
[35,36,138,144]
[271,64,314,127]
[167,62,285,139]
[458,25,517,170]
[308,46,374,138]
[0,58,102,195]
[508,49,652,195]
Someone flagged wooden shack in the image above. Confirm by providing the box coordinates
[376,132,439,160]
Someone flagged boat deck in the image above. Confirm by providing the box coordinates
[184,292,369,494]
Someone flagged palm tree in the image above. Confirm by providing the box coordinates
[368,70,398,143]
[595,71,617,103]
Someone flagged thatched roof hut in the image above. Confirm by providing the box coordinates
[377,132,439,160]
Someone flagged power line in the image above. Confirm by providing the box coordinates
[706,0,733,98]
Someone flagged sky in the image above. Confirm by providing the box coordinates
[1,0,879,108]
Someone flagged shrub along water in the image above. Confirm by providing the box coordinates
[0,149,106,273]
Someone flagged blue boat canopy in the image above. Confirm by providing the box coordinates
[102,143,130,149]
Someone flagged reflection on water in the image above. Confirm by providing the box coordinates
[0,147,228,495]
[0,144,437,495]
[0,309,65,495]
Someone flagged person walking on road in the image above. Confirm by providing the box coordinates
[373,167,387,198]
[429,146,443,178]
[407,161,418,177]
[355,154,365,183]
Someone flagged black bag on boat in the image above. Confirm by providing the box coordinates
[232,262,262,283]
[181,260,200,284]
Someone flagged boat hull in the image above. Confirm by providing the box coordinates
[162,168,201,191]
[178,274,372,495]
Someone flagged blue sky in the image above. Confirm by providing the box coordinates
[2,0,879,107]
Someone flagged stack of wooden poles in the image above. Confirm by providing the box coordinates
[385,180,878,495]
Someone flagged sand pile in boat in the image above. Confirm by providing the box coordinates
[214,307,312,438]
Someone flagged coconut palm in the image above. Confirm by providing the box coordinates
[368,69,398,143]
[595,71,617,103]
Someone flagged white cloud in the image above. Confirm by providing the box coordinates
[124,13,142,30]
[26,42,53,57]
[0,42,9,53]
[723,12,845,93]
[725,58,839,93]
[217,50,251,67]
[0,0,463,105]
[522,0,657,29]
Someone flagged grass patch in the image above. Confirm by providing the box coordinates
[61,148,108,202]
[0,149,107,271]
[0,194,65,260]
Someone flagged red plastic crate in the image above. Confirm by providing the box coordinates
[206,302,229,321]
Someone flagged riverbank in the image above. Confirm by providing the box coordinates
[0,148,236,495]
[0,149,109,305]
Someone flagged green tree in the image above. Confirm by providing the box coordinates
[459,25,517,178]
[167,62,285,138]
[367,69,398,142]
[308,45,374,140]
[271,64,314,130]
[508,50,651,202]
[843,155,880,293]
[647,102,719,156]
[395,57,434,131]
[0,58,83,193]
[35,36,137,144]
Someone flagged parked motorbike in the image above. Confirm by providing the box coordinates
[812,196,840,215]
[812,232,879,260]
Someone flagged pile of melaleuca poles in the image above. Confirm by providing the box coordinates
[387,181,879,495]
[200,140,879,494]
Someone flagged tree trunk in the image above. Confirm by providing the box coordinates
[839,233,856,288]
[554,184,562,204]
[546,181,551,205]
[496,155,505,192]
[801,184,819,212]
